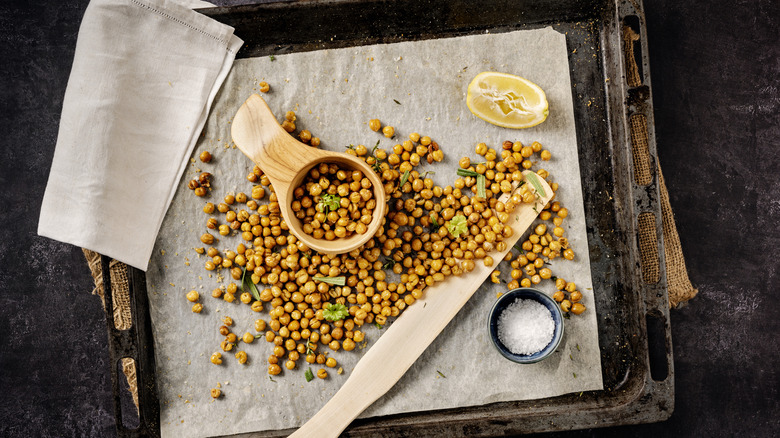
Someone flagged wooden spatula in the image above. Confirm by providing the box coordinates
[290,172,553,437]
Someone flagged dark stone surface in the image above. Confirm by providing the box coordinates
[0,0,777,437]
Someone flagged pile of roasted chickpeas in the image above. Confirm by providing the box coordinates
[189,113,583,382]
[293,164,375,240]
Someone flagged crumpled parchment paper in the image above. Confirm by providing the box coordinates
[146,26,602,438]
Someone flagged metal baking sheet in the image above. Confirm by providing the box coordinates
[105,0,674,436]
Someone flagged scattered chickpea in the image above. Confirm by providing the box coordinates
[192,303,203,313]
[235,351,248,364]
[317,368,328,379]
[200,151,213,163]
[210,352,223,365]
[186,290,199,302]
[259,81,270,93]
[210,388,221,398]
[192,129,588,376]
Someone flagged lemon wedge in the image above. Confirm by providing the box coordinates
[466,71,549,129]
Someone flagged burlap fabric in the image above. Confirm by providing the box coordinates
[624,25,698,307]
[80,25,697,413]
[83,249,139,411]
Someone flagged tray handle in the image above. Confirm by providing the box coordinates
[101,255,160,437]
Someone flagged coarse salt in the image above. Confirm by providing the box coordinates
[497,298,555,355]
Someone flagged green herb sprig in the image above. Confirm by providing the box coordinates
[323,303,349,321]
[477,174,486,198]
[446,215,468,238]
[456,168,478,177]
[242,267,261,301]
[399,170,411,188]
[524,172,547,197]
[317,194,341,214]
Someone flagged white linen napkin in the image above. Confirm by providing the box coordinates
[38,0,243,271]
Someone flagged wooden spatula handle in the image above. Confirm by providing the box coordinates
[290,173,552,438]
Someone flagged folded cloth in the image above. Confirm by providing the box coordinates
[38,0,242,270]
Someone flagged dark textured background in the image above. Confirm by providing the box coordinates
[1,0,778,436]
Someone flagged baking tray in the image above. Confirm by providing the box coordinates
[101,0,674,435]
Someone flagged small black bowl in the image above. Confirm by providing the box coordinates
[488,288,564,363]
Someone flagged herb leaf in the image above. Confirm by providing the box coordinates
[313,275,346,286]
[525,172,547,197]
[477,174,486,198]
[242,268,261,301]
[304,368,314,382]
[399,170,411,187]
[446,215,468,238]
[437,370,446,378]
[382,259,396,270]
[323,303,349,321]
[456,168,478,177]
[318,194,341,213]
[393,99,401,105]
[430,215,440,233]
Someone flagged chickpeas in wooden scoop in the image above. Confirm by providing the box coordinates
[292,163,375,241]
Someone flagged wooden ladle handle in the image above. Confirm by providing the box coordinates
[231,94,331,202]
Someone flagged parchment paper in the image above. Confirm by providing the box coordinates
[146,27,602,438]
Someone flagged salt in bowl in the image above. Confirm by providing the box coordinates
[488,288,564,364]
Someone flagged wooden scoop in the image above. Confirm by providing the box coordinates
[290,173,553,437]
[231,94,387,255]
